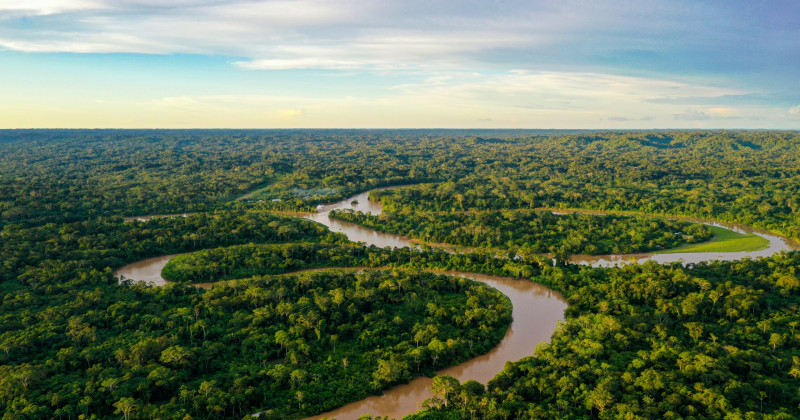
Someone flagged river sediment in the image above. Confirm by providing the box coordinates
[114,186,798,420]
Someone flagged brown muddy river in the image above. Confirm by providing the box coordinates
[306,270,566,420]
[560,215,799,267]
[114,186,798,420]
[303,188,416,249]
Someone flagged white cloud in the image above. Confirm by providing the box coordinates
[1,0,797,128]
[1,78,790,129]
[130,71,771,129]
[673,110,710,121]
[389,71,743,112]
[0,0,746,70]
[235,58,365,71]
[0,0,797,84]
[0,0,104,16]
[707,107,735,117]
[0,32,167,53]
[278,108,302,119]
[202,0,365,26]
[673,107,745,121]
[227,30,532,70]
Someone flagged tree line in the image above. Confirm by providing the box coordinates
[330,208,712,256]
[408,252,800,419]
[3,129,800,419]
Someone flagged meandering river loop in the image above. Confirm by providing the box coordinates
[115,187,798,419]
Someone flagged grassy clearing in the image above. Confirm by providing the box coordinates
[656,225,769,254]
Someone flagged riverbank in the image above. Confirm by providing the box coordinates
[114,185,800,419]
[655,225,768,253]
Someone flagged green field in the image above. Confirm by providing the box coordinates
[656,225,769,253]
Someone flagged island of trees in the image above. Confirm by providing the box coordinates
[329,208,712,256]
[1,129,799,419]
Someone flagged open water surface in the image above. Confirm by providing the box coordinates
[114,186,798,419]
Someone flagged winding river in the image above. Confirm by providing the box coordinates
[569,220,798,267]
[114,187,799,419]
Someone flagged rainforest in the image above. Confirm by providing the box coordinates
[1,129,800,419]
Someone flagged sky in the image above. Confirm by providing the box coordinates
[0,0,799,129]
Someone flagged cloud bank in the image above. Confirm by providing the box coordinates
[0,0,798,127]
[1,0,797,75]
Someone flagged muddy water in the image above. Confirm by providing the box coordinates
[114,255,567,419]
[307,270,566,420]
[114,186,799,420]
[113,189,569,419]
[114,254,176,286]
[562,216,800,267]
[113,189,413,287]
[302,188,416,249]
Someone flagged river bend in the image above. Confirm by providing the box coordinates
[115,187,798,419]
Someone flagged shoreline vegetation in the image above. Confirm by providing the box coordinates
[327,207,772,257]
[655,225,770,254]
[3,130,800,419]
[123,204,772,259]
[328,208,713,257]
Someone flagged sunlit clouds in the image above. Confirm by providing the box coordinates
[0,0,798,128]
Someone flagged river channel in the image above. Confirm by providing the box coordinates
[114,187,799,419]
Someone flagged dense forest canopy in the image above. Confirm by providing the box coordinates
[329,208,713,256]
[408,253,800,419]
[2,266,512,419]
[3,130,800,237]
[1,129,800,419]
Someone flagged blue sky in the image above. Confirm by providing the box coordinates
[1,0,798,128]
